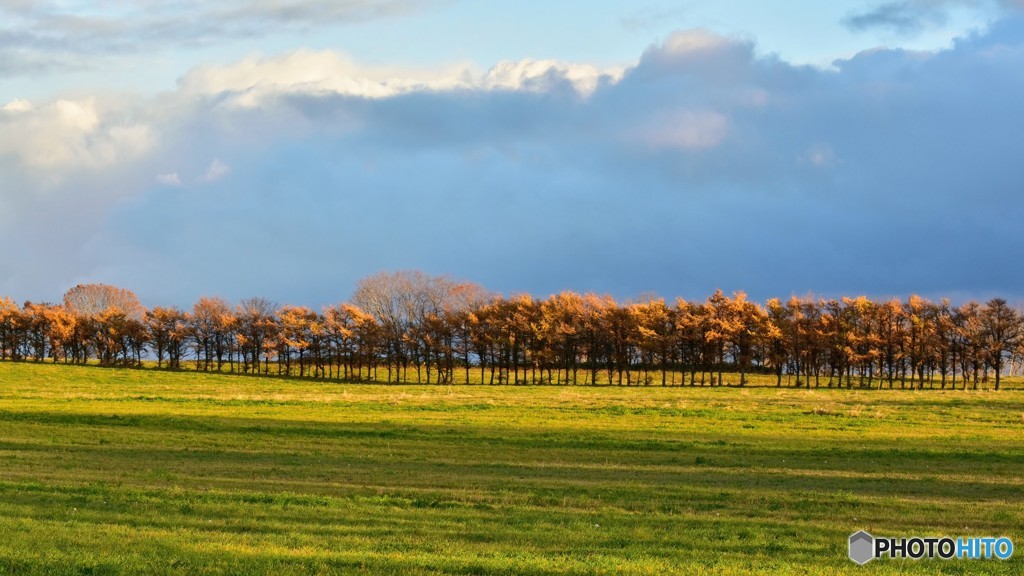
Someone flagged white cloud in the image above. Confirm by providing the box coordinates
[180,51,360,95]
[482,59,625,96]
[0,98,154,169]
[53,99,99,132]
[660,29,734,56]
[178,50,624,106]
[179,50,470,106]
[156,172,182,186]
[2,99,33,113]
[202,159,231,182]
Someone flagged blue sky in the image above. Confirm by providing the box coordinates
[2,0,1023,307]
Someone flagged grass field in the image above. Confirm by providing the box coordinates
[0,362,1021,574]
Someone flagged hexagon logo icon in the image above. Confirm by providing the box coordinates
[849,531,874,565]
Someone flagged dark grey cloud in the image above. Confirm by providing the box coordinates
[841,0,1024,34]
[5,18,1024,307]
[0,0,442,74]
[843,1,953,34]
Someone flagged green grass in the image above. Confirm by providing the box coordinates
[0,361,1021,574]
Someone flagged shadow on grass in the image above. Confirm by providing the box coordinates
[0,408,1022,505]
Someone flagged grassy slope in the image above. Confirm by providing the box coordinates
[0,362,1021,575]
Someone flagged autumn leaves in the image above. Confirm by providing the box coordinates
[0,275,1020,389]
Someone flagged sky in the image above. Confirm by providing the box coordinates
[2,0,1023,308]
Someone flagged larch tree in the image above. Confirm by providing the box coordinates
[236,298,277,375]
[445,282,491,385]
[726,291,764,386]
[0,297,20,360]
[42,304,76,364]
[146,307,188,368]
[190,297,231,371]
[764,298,789,387]
[954,302,984,389]
[979,298,1022,391]
[323,303,365,380]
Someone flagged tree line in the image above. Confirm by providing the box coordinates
[1,272,1022,389]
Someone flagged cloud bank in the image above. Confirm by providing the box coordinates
[3,17,1024,307]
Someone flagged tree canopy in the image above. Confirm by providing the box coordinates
[1,275,1022,390]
